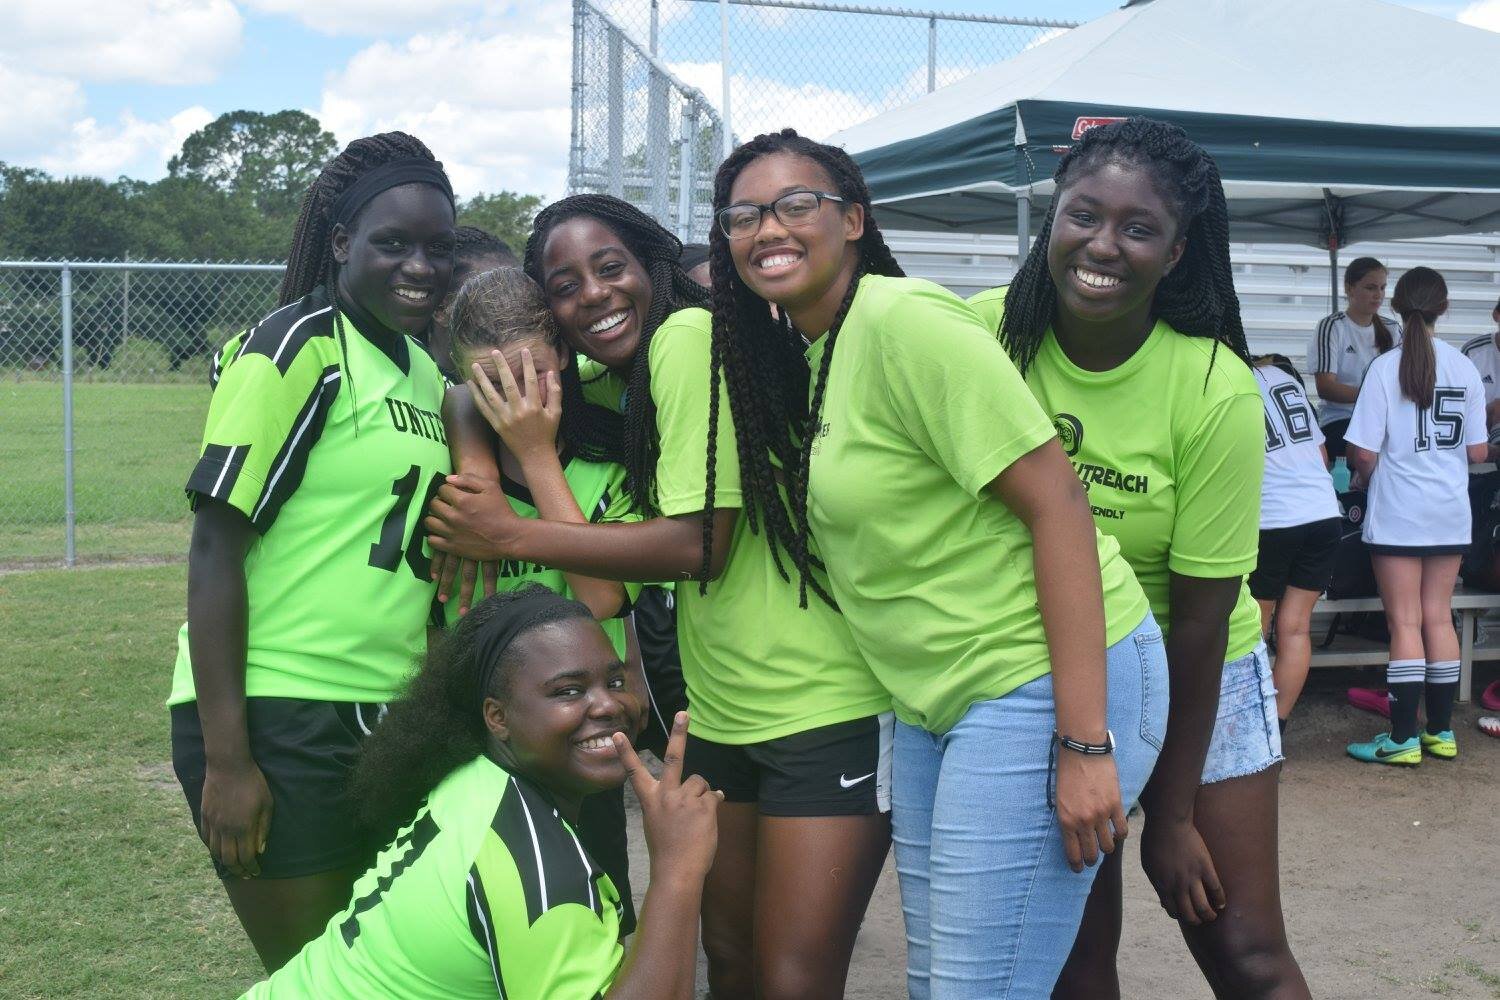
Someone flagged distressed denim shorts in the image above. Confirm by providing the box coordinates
[1201,641,1284,785]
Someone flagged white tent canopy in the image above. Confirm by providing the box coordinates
[832,0,1500,248]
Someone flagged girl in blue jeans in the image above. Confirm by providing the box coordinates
[705,127,1168,998]
[974,118,1308,999]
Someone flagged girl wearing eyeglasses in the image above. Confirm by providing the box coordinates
[707,128,1164,999]
[424,194,892,1000]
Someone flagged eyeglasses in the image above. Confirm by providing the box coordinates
[716,190,846,240]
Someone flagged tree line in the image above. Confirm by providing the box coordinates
[1,110,542,370]
[1,110,542,261]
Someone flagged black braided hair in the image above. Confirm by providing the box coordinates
[707,128,905,605]
[522,195,710,516]
[278,132,451,428]
[279,131,442,307]
[455,225,518,266]
[998,117,1249,382]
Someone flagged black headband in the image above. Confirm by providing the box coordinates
[332,157,455,228]
[472,588,576,706]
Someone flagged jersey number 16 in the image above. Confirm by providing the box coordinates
[369,464,445,580]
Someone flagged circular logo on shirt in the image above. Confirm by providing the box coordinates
[1053,413,1084,457]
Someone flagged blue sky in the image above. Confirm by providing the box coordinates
[1,0,1490,201]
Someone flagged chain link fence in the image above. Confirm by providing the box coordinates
[572,0,1075,237]
[571,1,726,242]
[0,261,284,567]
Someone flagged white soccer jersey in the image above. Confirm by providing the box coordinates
[1255,363,1340,529]
[1305,311,1401,426]
[1461,332,1500,406]
[1344,339,1486,548]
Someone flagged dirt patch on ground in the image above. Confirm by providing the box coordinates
[626,669,1500,998]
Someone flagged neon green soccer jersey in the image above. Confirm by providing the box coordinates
[969,287,1263,660]
[647,308,890,743]
[803,276,1149,735]
[580,309,888,743]
[441,451,642,655]
[169,288,452,706]
[244,755,623,999]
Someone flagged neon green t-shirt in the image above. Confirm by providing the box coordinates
[244,755,623,999]
[804,276,1150,735]
[441,451,641,656]
[640,308,889,744]
[969,287,1262,660]
[169,288,452,706]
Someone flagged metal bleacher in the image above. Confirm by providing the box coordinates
[891,230,1500,371]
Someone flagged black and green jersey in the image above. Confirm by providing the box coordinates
[170,287,452,706]
[244,756,624,999]
[440,453,641,655]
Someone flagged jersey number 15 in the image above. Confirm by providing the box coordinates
[1414,388,1466,451]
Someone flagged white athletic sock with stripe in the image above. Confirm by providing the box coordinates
[1425,660,1460,684]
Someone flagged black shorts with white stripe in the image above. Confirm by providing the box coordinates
[683,712,894,817]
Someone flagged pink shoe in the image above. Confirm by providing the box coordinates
[1479,716,1500,739]
[1481,680,1500,712]
[1347,686,1391,718]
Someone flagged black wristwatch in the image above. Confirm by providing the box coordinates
[1055,730,1116,755]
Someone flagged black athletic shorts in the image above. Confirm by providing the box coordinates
[1321,418,1351,459]
[683,712,893,817]
[170,698,386,880]
[1366,543,1470,557]
[632,585,688,760]
[576,786,636,935]
[1249,518,1341,599]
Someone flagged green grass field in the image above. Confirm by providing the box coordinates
[0,564,262,999]
[0,378,208,565]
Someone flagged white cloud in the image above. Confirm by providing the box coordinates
[239,0,494,35]
[1459,0,1500,30]
[3,0,241,85]
[316,21,575,199]
[35,107,216,181]
[0,64,86,156]
[668,61,883,142]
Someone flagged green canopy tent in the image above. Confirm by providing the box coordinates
[830,0,1500,309]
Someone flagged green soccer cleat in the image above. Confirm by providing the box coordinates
[1420,730,1457,760]
[1346,732,1422,766]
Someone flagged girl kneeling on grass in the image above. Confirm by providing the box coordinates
[244,586,717,999]
[1345,267,1488,766]
[427,195,895,1000]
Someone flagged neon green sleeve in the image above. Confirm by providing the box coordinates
[648,309,742,517]
[1168,391,1264,578]
[877,288,1055,497]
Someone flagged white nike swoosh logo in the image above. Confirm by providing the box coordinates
[839,772,875,789]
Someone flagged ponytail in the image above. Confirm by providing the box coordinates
[1391,266,1448,409]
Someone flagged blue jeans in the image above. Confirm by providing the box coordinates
[893,612,1168,999]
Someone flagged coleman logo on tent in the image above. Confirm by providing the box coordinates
[1072,116,1127,140]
